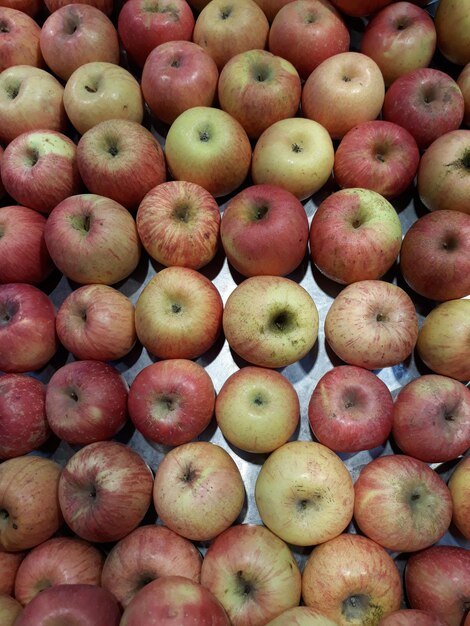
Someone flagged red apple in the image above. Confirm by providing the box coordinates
[434,0,470,66]
[58,441,153,543]
[329,0,392,16]
[45,360,128,445]
[0,0,41,16]
[379,610,450,626]
[0,551,24,595]
[458,63,470,126]
[0,594,22,625]
[264,607,339,625]
[0,7,43,71]
[44,0,113,16]
[268,0,350,80]
[0,283,57,373]
[448,455,470,541]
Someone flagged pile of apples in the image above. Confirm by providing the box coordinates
[0,0,470,624]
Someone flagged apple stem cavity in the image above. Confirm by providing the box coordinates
[252,204,269,221]
[199,129,211,142]
[143,2,179,19]
[342,594,382,622]
[171,303,182,314]
[26,148,39,168]
[291,143,303,153]
[0,301,17,326]
[173,204,191,223]
[270,310,292,332]
[71,213,92,234]
[6,82,20,100]
[63,13,80,35]
[170,58,181,68]
[0,20,9,33]
[235,570,254,598]
[220,6,233,20]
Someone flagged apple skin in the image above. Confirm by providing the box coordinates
[153,441,245,542]
[44,194,141,285]
[333,121,420,198]
[434,0,470,66]
[416,299,470,382]
[383,69,465,150]
[44,0,113,14]
[14,537,104,605]
[0,205,54,285]
[135,266,223,360]
[0,65,67,145]
[302,534,402,625]
[13,584,121,626]
[101,525,202,608]
[268,0,350,80]
[0,374,50,460]
[77,119,166,212]
[308,365,394,453]
[120,576,231,626]
[310,188,402,284]
[220,183,309,277]
[58,441,154,543]
[458,63,470,126]
[329,0,392,16]
[0,7,43,72]
[1,129,82,214]
[379,610,450,626]
[128,359,215,447]
[301,52,385,140]
[448,456,470,541]
[417,130,470,215]
[354,454,453,553]
[392,374,470,464]
[223,275,319,369]
[136,180,220,270]
[0,594,22,625]
[264,607,338,626]
[0,551,25,595]
[118,0,195,68]
[0,283,58,373]
[0,0,41,16]
[405,546,470,626]
[324,280,419,370]
[215,366,300,454]
[0,455,63,552]
[142,40,219,126]
[360,1,436,87]
[45,360,128,445]
[200,524,301,626]
[399,209,470,301]
[56,284,136,362]
[255,441,354,547]
[39,4,120,81]
[217,49,301,140]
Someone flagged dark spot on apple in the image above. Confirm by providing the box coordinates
[12,522,18,530]
[444,412,455,421]
[182,464,196,483]
[376,313,386,322]
[171,303,182,314]
[0,20,10,33]
[6,82,19,99]
[410,492,420,501]
[342,75,352,82]
[199,129,210,142]
[220,5,232,19]
[291,143,303,153]
[160,395,176,411]
[298,499,309,510]
[253,394,264,406]
[375,153,385,163]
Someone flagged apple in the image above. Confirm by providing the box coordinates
[0,595,22,625]
[301,52,385,140]
[382,69,465,150]
[0,65,66,145]
[310,188,402,284]
[118,0,195,68]
[399,209,470,301]
[45,360,128,445]
[251,117,334,200]
[392,374,470,463]
[268,0,350,80]
[44,0,113,16]
[58,441,153,543]
[308,365,394,453]
[63,62,144,135]
[417,130,470,215]
[14,537,104,605]
[192,0,269,71]
[165,105,252,198]
[200,524,301,625]
[135,266,223,360]
[264,607,338,626]
[405,546,470,626]
[101,525,202,608]
[458,63,470,126]
[434,0,470,66]
[416,298,470,382]
[141,40,219,126]
[324,280,419,370]
[128,359,215,447]
[136,180,220,270]
[153,441,245,541]
[0,373,49,459]
[360,2,436,86]
[215,366,300,454]
[217,49,301,139]
[223,275,319,368]
[0,551,24,595]
[44,194,141,285]
[333,121,420,198]
[255,441,354,546]
[378,610,450,626]
[448,455,470,541]
[220,184,308,277]
[0,0,41,15]
[330,0,392,15]
[76,119,166,212]
[0,283,58,373]
[39,4,120,81]
[301,533,402,624]
[55,284,136,362]
[1,130,82,214]
[0,7,43,72]
[13,584,121,626]
[0,205,54,285]
[120,576,230,626]
[354,454,453,552]
[0,455,63,552]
